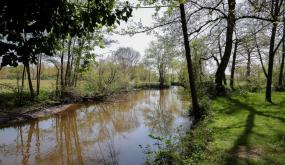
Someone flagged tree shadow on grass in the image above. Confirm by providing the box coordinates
[223,97,285,165]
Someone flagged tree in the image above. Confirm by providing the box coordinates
[215,0,236,94]
[264,0,284,102]
[135,0,202,119]
[113,47,140,69]
[179,3,201,120]
[145,37,176,88]
[0,0,133,99]
[239,37,255,82]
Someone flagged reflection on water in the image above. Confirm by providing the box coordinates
[0,87,190,165]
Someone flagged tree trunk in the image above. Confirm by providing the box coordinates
[65,38,72,86]
[230,40,238,90]
[56,68,60,97]
[246,51,251,81]
[36,54,42,95]
[255,36,268,78]
[73,39,84,87]
[32,64,35,80]
[20,65,26,104]
[180,3,201,120]
[223,74,227,85]
[266,22,278,103]
[278,18,285,89]
[69,38,76,86]
[218,37,227,85]
[60,40,65,91]
[25,62,35,100]
[159,66,165,88]
[16,69,20,101]
[215,0,236,94]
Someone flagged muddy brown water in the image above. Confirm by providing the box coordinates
[0,87,191,165]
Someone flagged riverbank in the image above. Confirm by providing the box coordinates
[184,92,285,164]
[0,82,171,127]
[0,87,189,165]
[145,91,285,164]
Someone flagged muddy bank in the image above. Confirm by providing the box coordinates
[0,87,156,127]
[0,82,174,127]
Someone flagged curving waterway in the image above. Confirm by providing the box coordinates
[0,87,191,165]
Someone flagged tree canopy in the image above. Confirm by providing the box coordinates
[0,0,132,67]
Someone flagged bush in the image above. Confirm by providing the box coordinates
[141,116,214,165]
[242,78,263,92]
[141,129,185,165]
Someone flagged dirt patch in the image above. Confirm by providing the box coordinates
[236,145,264,160]
[0,103,78,127]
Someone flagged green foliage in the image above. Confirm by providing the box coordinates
[83,62,129,96]
[0,0,132,67]
[143,92,285,164]
[141,129,184,165]
[145,36,179,87]
[240,78,263,92]
[181,119,213,164]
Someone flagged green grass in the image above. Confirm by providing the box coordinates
[0,79,58,110]
[0,79,56,91]
[199,92,285,164]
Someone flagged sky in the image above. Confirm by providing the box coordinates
[97,5,157,58]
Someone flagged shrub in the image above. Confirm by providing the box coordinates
[242,78,263,92]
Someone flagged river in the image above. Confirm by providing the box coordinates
[0,87,191,165]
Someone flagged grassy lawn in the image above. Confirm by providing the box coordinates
[204,92,285,164]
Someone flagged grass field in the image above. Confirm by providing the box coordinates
[0,79,58,109]
[198,92,285,164]
[0,79,56,91]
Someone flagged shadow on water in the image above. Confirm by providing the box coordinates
[223,97,285,165]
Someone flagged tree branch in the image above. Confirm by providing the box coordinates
[254,36,268,78]
[191,0,227,18]
[273,36,285,55]
[236,15,274,22]
[188,17,222,36]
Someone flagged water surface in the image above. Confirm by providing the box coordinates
[0,87,191,165]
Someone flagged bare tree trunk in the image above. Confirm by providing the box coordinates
[56,67,60,97]
[70,51,74,86]
[265,0,284,102]
[60,40,65,91]
[74,38,85,87]
[215,0,236,94]
[278,18,285,89]
[16,70,20,101]
[246,51,251,81]
[65,38,72,86]
[25,62,35,100]
[266,22,278,103]
[69,39,76,86]
[255,37,268,78]
[32,64,35,80]
[20,66,26,104]
[180,3,201,120]
[230,40,238,90]
[158,64,165,88]
[36,54,42,96]
[218,37,227,85]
